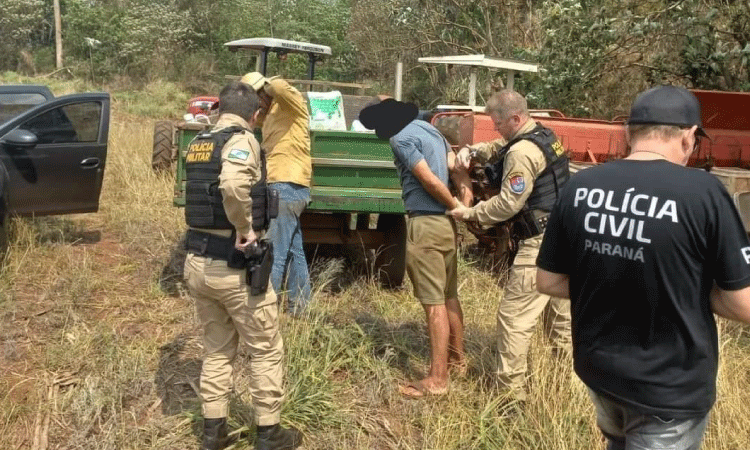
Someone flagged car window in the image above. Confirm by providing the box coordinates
[18,102,101,144]
[0,93,48,123]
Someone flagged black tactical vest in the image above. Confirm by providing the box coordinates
[484,123,570,213]
[184,126,275,231]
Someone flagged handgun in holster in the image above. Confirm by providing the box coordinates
[245,240,274,295]
[510,209,549,241]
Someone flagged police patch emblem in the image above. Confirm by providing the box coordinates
[509,173,526,193]
[228,148,250,161]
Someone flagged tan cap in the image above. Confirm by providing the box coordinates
[240,72,279,92]
[240,72,272,92]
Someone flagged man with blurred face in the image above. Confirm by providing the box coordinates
[360,98,466,398]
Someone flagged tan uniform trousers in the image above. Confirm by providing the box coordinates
[497,234,571,401]
[184,253,284,426]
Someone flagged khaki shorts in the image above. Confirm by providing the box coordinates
[405,215,458,304]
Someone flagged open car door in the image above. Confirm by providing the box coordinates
[0,92,110,216]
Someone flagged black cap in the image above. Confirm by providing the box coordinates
[627,85,709,138]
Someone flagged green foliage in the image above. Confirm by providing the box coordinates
[678,2,750,91]
[0,0,49,72]
[268,0,356,81]
[529,0,750,117]
[63,0,202,81]
[111,80,190,118]
[528,0,622,116]
[1,0,748,115]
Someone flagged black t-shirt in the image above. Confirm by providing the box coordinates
[537,159,750,418]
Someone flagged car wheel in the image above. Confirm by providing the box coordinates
[0,210,8,259]
[374,214,407,289]
[152,121,174,172]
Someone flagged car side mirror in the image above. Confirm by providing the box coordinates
[1,128,39,147]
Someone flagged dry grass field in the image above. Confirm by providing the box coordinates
[1,76,749,449]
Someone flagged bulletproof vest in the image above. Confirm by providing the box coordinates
[484,123,570,213]
[523,125,570,212]
[184,126,275,231]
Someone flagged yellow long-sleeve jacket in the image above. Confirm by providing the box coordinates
[259,78,312,187]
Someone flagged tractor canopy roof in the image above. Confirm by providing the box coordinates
[224,38,331,57]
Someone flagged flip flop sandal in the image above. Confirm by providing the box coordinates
[398,380,449,398]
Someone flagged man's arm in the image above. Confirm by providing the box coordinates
[412,159,459,209]
[448,151,473,206]
[449,141,544,225]
[219,133,261,247]
[706,179,750,324]
[537,268,570,299]
[711,284,750,323]
[264,78,308,119]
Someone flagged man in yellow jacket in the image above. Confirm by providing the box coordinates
[241,72,312,316]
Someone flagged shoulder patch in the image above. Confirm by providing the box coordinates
[508,172,526,194]
[227,148,250,161]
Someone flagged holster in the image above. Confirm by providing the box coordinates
[510,209,549,241]
[245,240,274,295]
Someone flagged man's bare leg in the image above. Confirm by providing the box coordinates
[421,303,450,389]
[445,296,466,370]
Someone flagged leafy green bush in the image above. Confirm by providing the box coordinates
[0,0,48,72]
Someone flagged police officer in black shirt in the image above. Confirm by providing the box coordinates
[536,85,750,450]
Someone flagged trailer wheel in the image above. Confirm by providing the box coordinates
[152,121,174,172]
[374,214,407,289]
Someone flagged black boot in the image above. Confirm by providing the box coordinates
[201,418,229,450]
[255,424,303,450]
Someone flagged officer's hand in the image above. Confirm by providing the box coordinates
[457,147,472,169]
[235,230,257,251]
[446,198,471,221]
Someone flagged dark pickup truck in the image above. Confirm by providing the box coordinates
[0,85,110,249]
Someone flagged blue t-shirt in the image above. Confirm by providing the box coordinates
[389,120,450,213]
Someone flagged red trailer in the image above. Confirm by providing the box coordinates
[441,89,750,169]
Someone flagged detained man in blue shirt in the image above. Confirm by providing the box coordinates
[360,99,466,397]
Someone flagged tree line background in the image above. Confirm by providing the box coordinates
[2,0,749,118]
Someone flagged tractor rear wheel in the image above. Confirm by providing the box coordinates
[152,121,174,172]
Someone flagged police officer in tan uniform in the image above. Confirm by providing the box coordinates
[183,82,301,450]
[448,89,572,403]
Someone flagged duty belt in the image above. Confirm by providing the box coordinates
[185,229,235,261]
